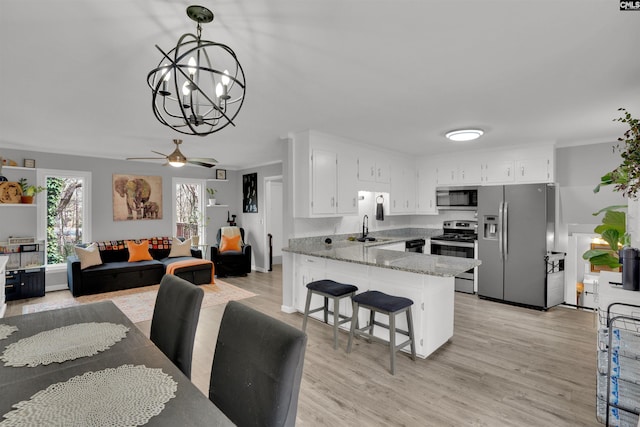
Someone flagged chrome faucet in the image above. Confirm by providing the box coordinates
[362,214,369,238]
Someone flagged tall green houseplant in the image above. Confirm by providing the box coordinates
[583,108,639,268]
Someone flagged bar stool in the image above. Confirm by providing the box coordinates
[302,279,358,349]
[347,290,416,374]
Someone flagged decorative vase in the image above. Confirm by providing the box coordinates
[208,198,216,206]
[192,235,200,246]
[21,195,33,204]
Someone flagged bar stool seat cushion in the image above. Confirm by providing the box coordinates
[306,279,358,296]
[353,290,413,312]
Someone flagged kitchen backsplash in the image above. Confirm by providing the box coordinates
[291,191,477,238]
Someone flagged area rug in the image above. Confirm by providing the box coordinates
[22,280,257,323]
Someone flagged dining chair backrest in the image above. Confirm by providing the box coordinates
[209,301,307,427]
[150,274,204,379]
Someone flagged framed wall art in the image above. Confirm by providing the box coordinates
[243,173,258,213]
[216,169,227,180]
[112,174,163,221]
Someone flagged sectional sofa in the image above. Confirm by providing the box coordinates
[66,237,213,297]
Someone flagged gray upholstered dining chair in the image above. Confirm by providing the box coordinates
[150,274,204,379]
[209,301,307,427]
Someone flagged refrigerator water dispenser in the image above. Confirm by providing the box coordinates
[483,216,498,240]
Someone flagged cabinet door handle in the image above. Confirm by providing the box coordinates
[507,167,511,177]
[521,166,525,176]
[330,197,335,207]
[370,167,375,177]
[377,168,381,178]
[353,197,356,207]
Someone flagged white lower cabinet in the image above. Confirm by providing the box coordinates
[293,255,326,312]
[291,254,456,358]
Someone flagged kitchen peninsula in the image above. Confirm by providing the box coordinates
[282,234,481,358]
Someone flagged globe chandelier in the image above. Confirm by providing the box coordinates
[147,5,246,136]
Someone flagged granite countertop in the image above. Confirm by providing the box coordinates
[283,236,481,277]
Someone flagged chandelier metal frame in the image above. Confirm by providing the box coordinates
[147,6,246,136]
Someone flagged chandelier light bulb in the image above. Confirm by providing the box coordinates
[215,83,223,98]
[182,81,191,96]
[221,69,230,86]
[162,64,171,81]
[187,57,197,76]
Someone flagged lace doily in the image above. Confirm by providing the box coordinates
[1,322,129,367]
[0,324,18,340]
[0,364,177,427]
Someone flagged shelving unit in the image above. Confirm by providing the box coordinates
[0,239,45,301]
[597,302,640,426]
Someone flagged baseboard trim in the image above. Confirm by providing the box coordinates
[46,284,69,292]
[281,305,297,314]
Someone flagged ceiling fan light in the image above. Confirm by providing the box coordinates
[169,160,186,167]
[445,129,484,142]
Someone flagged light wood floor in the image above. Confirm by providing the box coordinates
[6,266,600,426]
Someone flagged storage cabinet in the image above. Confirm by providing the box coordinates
[358,155,390,184]
[293,131,359,218]
[5,268,45,301]
[416,164,437,215]
[389,159,416,215]
[597,302,640,426]
[336,149,359,215]
[515,157,551,183]
[1,240,46,301]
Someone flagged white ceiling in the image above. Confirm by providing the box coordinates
[1,0,639,170]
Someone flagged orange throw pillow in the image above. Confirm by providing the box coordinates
[127,240,153,262]
[220,235,242,252]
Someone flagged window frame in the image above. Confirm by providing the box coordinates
[36,169,92,269]
[172,177,207,244]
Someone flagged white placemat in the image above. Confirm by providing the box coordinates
[0,324,18,340]
[0,364,177,427]
[1,322,129,367]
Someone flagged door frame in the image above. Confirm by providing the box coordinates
[263,175,283,271]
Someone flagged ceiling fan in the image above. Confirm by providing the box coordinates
[126,139,217,168]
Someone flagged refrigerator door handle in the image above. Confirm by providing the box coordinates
[498,201,504,260]
[503,201,509,261]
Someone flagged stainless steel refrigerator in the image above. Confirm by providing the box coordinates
[477,183,561,309]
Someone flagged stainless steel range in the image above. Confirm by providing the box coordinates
[431,220,478,294]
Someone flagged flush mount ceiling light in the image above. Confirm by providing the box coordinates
[445,129,484,142]
[147,5,246,136]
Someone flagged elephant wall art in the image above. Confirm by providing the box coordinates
[113,174,163,221]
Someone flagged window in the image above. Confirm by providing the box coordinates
[37,169,92,267]
[173,178,207,244]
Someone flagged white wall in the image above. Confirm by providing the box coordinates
[236,162,284,272]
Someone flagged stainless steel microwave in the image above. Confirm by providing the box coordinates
[436,187,478,210]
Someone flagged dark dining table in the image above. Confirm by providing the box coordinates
[0,301,234,426]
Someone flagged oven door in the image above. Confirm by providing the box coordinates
[431,240,476,294]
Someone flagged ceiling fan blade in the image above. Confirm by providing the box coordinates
[187,159,216,168]
[151,150,169,157]
[126,156,166,160]
[189,157,219,164]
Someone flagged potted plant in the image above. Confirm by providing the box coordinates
[585,108,640,289]
[593,108,640,198]
[206,187,217,206]
[582,205,629,269]
[188,210,210,246]
[18,178,46,204]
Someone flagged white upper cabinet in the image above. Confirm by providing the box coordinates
[416,162,438,215]
[457,161,482,185]
[336,148,359,214]
[482,159,515,184]
[358,155,390,184]
[389,158,416,215]
[293,130,359,218]
[515,156,551,183]
[311,149,337,215]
